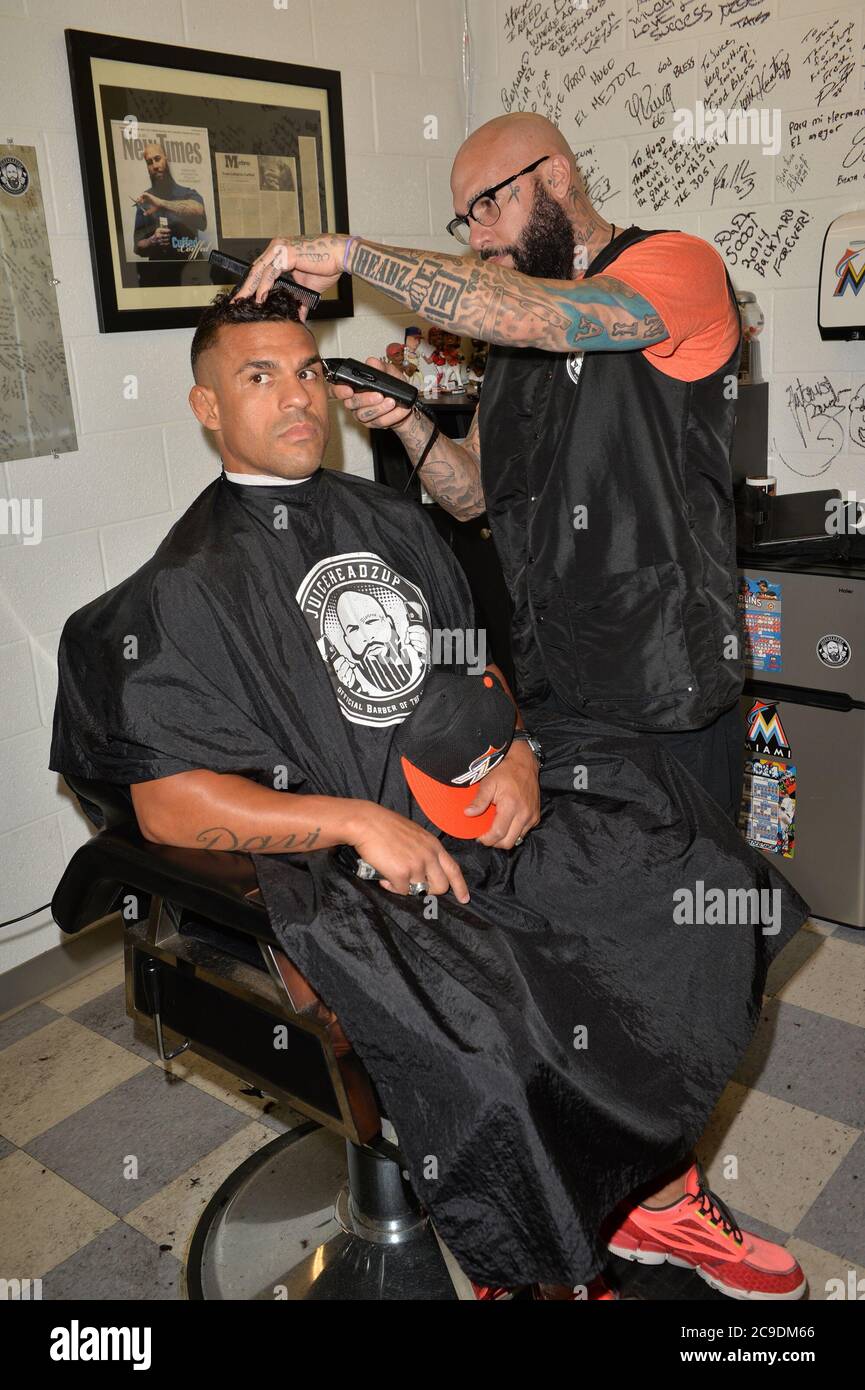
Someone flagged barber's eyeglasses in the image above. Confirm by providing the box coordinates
[446,155,550,245]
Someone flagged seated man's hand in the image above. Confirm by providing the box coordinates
[463,740,541,850]
[350,804,470,904]
[330,356,415,434]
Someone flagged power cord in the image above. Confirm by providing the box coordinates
[0,902,52,928]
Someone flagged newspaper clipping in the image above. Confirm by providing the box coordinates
[215,138,322,240]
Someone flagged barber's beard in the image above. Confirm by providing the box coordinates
[358,640,413,692]
[483,182,576,279]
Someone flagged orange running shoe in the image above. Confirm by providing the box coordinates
[606,1161,806,1300]
[469,1282,515,1300]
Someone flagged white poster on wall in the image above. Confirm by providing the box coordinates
[0,145,77,463]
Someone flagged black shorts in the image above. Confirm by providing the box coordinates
[640,702,745,823]
[528,696,746,824]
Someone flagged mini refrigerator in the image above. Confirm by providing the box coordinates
[738,556,865,929]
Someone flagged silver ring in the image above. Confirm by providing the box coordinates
[409,881,428,897]
[514,836,525,847]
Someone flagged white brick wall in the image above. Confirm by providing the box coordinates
[0,0,468,973]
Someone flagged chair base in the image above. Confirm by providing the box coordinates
[185,1123,458,1300]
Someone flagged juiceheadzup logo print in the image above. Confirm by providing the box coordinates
[0,156,29,196]
[296,552,432,727]
[816,633,851,668]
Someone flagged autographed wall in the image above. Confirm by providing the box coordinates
[481,0,865,497]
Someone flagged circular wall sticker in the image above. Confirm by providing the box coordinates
[0,156,29,196]
[816,633,851,668]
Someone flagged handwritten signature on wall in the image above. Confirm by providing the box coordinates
[775,377,865,477]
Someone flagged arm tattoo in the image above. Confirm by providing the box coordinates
[347,239,669,353]
[196,826,321,852]
[398,411,485,522]
[158,197,205,224]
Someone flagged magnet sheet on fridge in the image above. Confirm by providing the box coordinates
[740,757,796,859]
[739,577,782,673]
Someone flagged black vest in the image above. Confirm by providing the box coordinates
[478,225,743,731]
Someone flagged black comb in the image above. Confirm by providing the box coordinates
[208,249,321,311]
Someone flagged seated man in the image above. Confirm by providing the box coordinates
[50,288,809,1300]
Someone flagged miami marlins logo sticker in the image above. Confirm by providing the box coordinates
[745,700,791,759]
[834,243,865,298]
[296,552,432,727]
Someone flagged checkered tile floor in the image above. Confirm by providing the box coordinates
[0,918,862,1301]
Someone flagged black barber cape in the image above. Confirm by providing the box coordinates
[50,467,809,1288]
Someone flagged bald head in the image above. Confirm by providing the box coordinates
[451,113,581,207]
[456,112,577,167]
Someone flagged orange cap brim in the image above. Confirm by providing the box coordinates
[400,756,496,839]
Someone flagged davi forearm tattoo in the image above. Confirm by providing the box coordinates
[195,826,322,852]
[346,240,666,353]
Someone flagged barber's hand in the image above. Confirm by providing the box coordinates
[331,356,416,434]
[349,804,470,903]
[234,234,348,308]
[136,191,164,213]
[332,653,359,688]
[464,740,541,850]
[405,623,430,660]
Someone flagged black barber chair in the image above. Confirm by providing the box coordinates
[51,776,462,1300]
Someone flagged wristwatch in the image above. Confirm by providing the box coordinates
[511,729,544,768]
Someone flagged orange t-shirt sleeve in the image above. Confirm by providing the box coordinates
[600,232,740,382]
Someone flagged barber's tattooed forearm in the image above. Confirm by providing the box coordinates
[346,239,668,353]
[196,826,322,852]
[399,411,485,522]
[352,245,466,321]
[569,313,603,340]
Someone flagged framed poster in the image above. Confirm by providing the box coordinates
[66,29,352,332]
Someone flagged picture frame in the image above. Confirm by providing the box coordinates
[65,29,353,332]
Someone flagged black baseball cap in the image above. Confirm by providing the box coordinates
[395,670,516,838]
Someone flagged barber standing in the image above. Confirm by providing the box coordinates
[236,111,745,821]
